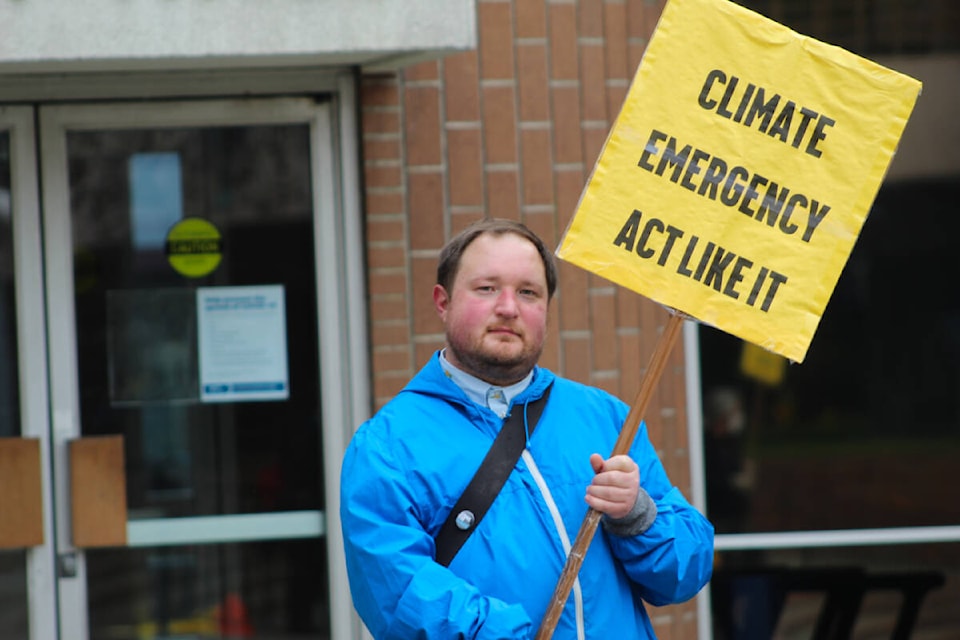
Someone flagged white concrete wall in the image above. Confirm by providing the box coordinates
[0,0,476,73]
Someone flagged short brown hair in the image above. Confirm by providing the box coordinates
[436,218,558,299]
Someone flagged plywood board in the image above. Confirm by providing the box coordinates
[0,438,43,548]
[70,435,128,547]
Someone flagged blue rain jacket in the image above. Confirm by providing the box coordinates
[341,353,714,639]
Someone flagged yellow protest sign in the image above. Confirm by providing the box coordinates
[740,342,786,386]
[556,0,921,363]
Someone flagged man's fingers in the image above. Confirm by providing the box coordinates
[602,454,639,473]
[587,483,634,501]
[585,454,639,518]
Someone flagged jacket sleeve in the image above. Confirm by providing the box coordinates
[604,421,715,606]
[340,426,535,640]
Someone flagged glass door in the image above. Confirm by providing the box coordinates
[37,97,361,640]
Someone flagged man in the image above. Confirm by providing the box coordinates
[341,219,714,639]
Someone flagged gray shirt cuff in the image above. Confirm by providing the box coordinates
[601,487,657,537]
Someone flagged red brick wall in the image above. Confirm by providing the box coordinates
[360,0,702,636]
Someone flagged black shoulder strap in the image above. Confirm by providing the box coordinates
[434,384,552,567]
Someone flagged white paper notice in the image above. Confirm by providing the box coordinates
[197,285,289,402]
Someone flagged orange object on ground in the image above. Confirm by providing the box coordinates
[214,593,255,637]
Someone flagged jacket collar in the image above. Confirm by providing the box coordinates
[403,351,555,408]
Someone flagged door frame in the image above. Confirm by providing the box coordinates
[1,105,60,640]
[28,90,369,639]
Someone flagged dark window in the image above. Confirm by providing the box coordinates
[701,177,960,534]
[738,0,960,55]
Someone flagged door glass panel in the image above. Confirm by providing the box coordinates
[0,131,22,437]
[0,129,28,640]
[0,552,28,640]
[66,123,329,638]
[88,540,325,639]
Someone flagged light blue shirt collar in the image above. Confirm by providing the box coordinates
[439,349,534,418]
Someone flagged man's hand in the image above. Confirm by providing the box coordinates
[585,453,640,519]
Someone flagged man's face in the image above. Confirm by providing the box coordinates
[433,232,549,386]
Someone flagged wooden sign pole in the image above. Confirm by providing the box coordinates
[535,311,686,640]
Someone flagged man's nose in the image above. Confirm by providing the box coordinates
[494,289,520,316]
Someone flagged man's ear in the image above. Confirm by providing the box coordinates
[433,284,450,320]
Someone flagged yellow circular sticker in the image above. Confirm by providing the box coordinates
[165,218,223,278]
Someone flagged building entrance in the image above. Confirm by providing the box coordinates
[0,97,362,640]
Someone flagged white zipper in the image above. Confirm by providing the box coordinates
[522,450,586,640]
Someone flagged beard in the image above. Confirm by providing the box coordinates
[445,330,543,386]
